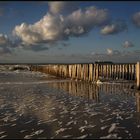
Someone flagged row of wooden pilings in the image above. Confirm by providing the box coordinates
[30,63,136,81]
[30,62,140,89]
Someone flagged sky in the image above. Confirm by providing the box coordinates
[0,1,140,63]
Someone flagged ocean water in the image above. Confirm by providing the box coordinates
[0,68,140,139]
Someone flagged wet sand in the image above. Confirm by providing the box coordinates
[0,70,140,139]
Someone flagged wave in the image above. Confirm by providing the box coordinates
[0,80,71,85]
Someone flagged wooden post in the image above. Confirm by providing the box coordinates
[83,64,86,81]
[77,64,80,80]
[126,64,128,80]
[117,64,119,80]
[93,64,96,81]
[100,64,103,79]
[114,65,116,79]
[118,65,121,79]
[80,64,82,80]
[129,64,131,80]
[96,64,99,80]
[134,64,136,80]
[120,64,122,79]
[135,92,140,112]
[122,65,124,80]
[130,64,133,80]
[87,64,89,81]
[107,65,109,79]
[89,64,93,82]
[102,65,104,79]
[112,64,114,80]
[110,64,112,79]
[136,62,140,90]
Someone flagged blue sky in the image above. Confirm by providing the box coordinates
[0,1,140,63]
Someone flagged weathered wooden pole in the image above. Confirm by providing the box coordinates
[134,64,136,80]
[83,64,86,81]
[117,64,119,79]
[81,64,84,80]
[136,62,140,90]
[119,64,122,79]
[94,64,99,81]
[77,64,80,80]
[100,64,103,79]
[112,64,114,80]
[110,64,112,79]
[102,65,104,79]
[124,64,126,80]
[89,64,93,82]
[106,65,108,79]
[135,92,140,112]
[130,64,133,80]
[129,64,131,80]
[118,64,121,79]
[126,64,128,80]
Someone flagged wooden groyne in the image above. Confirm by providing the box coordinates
[30,63,136,81]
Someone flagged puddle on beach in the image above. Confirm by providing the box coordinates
[0,70,140,139]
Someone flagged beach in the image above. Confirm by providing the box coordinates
[0,68,140,139]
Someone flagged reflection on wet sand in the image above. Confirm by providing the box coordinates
[48,81,136,100]
[0,85,66,138]
[47,81,140,113]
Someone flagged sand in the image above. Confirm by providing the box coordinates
[0,68,139,139]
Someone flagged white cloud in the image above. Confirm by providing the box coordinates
[0,34,12,54]
[0,34,9,45]
[91,51,95,55]
[13,14,65,45]
[13,6,109,46]
[132,12,140,27]
[106,48,121,56]
[89,49,139,63]
[107,48,113,55]
[67,6,109,29]
[101,21,127,35]
[123,40,134,48]
[0,34,12,48]
[48,2,79,15]
[48,2,68,14]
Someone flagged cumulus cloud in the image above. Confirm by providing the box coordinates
[13,6,109,46]
[91,51,95,55]
[113,50,121,55]
[0,34,10,45]
[20,43,49,52]
[101,20,127,35]
[0,34,12,54]
[107,48,113,55]
[123,40,134,48]
[48,2,79,15]
[106,48,121,56]
[132,12,140,27]
[66,7,109,35]
[13,14,66,46]
[89,49,140,63]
